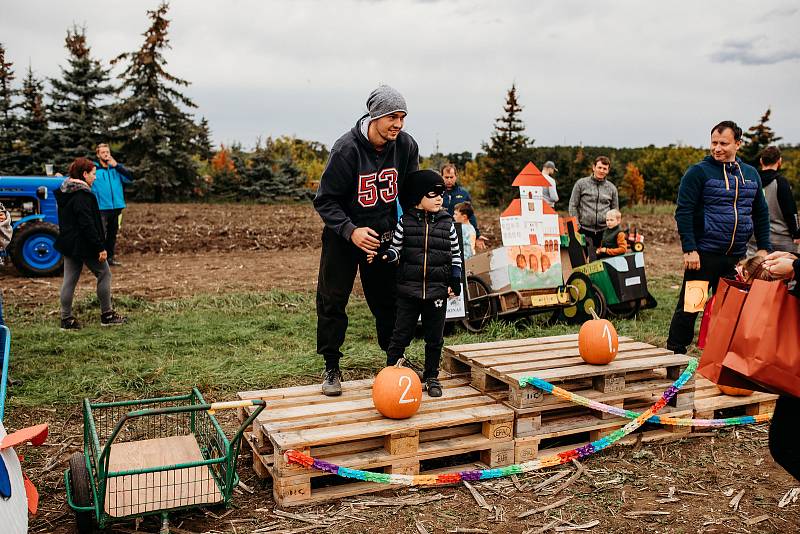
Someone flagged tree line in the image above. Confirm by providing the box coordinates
[1,5,796,206]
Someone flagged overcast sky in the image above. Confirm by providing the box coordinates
[2,0,798,155]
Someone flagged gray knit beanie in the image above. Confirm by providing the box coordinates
[366,85,408,119]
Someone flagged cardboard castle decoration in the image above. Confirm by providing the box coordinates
[466,163,563,292]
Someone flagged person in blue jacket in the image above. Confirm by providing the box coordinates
[441,163,486,251]
[666,120,771,355]
[93,143,133,266]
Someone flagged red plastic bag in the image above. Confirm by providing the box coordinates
[697,294,716,350]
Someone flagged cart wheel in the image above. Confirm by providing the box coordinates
[585,284,607,319]
[558,272,595,324]
[461,276,495,333]
[609,299,641,319]
[68,452,95,534]
[633,242,644,252]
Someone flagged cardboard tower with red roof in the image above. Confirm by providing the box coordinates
[500,162,561,248]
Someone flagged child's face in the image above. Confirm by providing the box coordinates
[417,192,443,213]
[454,210,468,223]
[605,214,621,228]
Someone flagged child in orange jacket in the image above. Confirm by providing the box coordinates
[596,209,627,258]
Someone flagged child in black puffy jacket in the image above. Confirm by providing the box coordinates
[374,170,462,397]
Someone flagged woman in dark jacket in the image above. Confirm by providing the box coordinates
[762,250,800,480]
[54,158,126,329]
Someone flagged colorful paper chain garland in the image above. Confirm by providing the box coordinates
[520,373,772,427]
[285,358,701,486]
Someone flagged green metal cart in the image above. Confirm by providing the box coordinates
[65,389,265,533]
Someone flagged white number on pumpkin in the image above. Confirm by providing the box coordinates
[398,375,417,404]
[602,324,616,354]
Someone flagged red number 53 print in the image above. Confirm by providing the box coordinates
[357,168,398,207]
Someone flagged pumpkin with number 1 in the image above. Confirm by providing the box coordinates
[372,359,423,419]
[578,310,619,365]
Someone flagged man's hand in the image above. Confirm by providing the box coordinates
[99,250,108,263]
[351,227,380,255]
[763,255,796,279]
[683,251,700,270]
[106,155,117,167]
[476,236,489,251]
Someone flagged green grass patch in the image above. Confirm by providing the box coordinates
[5,276,685,408]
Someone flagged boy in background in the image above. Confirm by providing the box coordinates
[596,209,628,258]
[453,201,477,259]
[0,203,11,325]
[375,170,462,397]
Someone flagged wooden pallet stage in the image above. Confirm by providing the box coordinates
[693,377,777,426]
[237,376,515,506]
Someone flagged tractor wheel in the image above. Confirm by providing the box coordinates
[68,452,95,534]
[9,222,63,277]
[633,242,644,252]
[609,299,641,319]
[559,273,607,324]
[461,276,495,333]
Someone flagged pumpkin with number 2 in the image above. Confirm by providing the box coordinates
[372,359,423,419]
[578,310,619,365]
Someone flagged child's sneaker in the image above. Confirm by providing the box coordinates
[100,311,127,326]
[60,317,81,331]
[425,377,443,398]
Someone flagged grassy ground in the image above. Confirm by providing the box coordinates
[5,273,684,409]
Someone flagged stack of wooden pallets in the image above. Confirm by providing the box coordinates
[443,334,695,462]
[237,375,515,506]
[693,376,777,429]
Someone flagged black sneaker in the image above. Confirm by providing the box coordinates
[100,311,127,326]
[322,368,343,396]
[107,259,123,267]
[60,317,81,331]
[426,377,443,398]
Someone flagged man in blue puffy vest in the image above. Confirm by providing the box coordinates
[92,144,133,266]
[666,121,771,355]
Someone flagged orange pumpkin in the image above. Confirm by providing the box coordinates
[718,385,754,397]
[372,359,423,419]
[578,310,619,365]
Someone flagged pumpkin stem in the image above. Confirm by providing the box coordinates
[396,358,406,369]
[589,308,600,321]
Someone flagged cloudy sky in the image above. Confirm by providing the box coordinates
[2,0,798,155]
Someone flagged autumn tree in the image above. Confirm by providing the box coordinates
[48,26,114,168]
[481,83,532,205]
[112,2,202,201]
[621,162,645,204]
[740,108,782,166]
[0,43,20,174]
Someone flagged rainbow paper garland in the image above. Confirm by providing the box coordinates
[520,374,773,427]
[284,358,698,486]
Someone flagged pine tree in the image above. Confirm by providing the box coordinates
[18,65,52,175]
[112,2,201,201]
[740,108,782,166]
[48,26,114,169]
[0,43,21,174]
[480,83,532,206]
[195,117,213,161]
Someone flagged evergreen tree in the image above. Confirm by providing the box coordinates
[195,116,213,161]
[18,65,52,175]
[0,43,21,174]
[112,2,201,201]
[740,108,782,166]
[48,26,114,169]
[480,83,532,206]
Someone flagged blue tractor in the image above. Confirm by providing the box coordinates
[0,176,65,276]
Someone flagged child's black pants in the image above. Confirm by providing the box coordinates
[387,294,447,380]
[316,226,396,370]
[770,395,800,481]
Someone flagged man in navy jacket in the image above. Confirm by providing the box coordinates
[92,144,133,266]
[313,85,419,395]
[667,121,771,354]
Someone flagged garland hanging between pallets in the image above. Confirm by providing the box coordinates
[285,358,698,485]
[520,372,772,428]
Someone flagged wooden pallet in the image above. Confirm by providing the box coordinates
[237,376,515,506]
[693,377,777,427]
[443,334,694,412]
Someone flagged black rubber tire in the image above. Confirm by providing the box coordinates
[461,276,496,333]
[8,221,63,277]
[68,452,95,534]
[608,299,642,319]
[587,283,608,319]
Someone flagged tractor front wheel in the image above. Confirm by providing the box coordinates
[9,222,63,277]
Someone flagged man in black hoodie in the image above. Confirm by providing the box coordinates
[754,146,800,253]
[313,85,419,395]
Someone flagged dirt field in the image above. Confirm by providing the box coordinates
[3,202,798,533]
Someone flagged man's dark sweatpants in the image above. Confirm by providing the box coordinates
[580,228,603,249]
[666,251,739,354]
[386,295,447,380]
[769,395,800,481]
[100,208,122,261]
[316,226,396,371]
